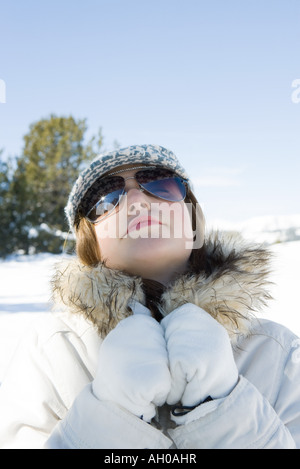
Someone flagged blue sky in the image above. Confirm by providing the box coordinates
[0,0,299,222]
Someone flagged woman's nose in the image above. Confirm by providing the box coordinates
[128,197,150,214]
[126,186,151,214]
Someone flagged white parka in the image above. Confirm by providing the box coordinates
[0,232,300,449]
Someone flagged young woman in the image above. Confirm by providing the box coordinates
[0,144,300,449]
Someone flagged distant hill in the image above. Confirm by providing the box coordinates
[207,214,300,244]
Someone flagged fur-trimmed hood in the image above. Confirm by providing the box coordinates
[51,231,273,340]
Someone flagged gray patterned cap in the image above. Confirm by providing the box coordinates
[65,144,189,229]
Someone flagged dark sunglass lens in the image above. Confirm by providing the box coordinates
[100,176,125,196]
[136,168,174,184]
[96,190,124,218]
[86,176,125,221]
[142,177,186,201]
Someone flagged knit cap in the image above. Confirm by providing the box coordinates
[65,144,189,230]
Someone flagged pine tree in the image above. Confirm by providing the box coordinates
[2,115,104,255]
[0,151,14,256]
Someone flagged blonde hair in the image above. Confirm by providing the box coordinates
[75,217,101,266]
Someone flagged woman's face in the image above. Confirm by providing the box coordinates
[93,166,198,284]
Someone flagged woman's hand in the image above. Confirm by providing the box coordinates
[161,303,239,406]
[92,312,171,422]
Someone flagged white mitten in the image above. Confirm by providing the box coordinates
[161,303,238,407]
[93,311,171,422]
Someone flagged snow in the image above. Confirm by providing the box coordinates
[0,254,61,383]
[0,215,300,384]
[266,241,300,334]
[207,214,300,245]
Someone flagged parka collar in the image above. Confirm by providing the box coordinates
[52,231,272,340]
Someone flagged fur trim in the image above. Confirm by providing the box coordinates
[51,231,273,339]
[51,259,145,337]
[161,231,273,339]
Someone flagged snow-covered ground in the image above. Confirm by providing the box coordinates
[0,215,300,384]
[0,253,60,383]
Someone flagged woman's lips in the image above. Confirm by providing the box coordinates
[127,216,161,234]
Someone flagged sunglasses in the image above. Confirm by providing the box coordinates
[83,167,188,223]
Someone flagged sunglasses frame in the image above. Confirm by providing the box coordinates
[85,166,189,224]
